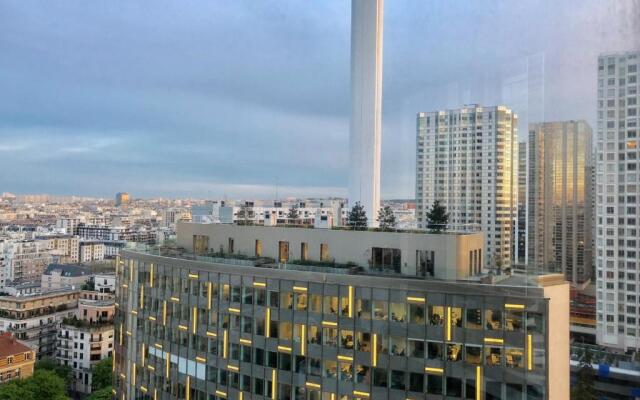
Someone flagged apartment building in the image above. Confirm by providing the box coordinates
[41,263,91,290]
[113,225,569,399]
[2,240,53,286]
[596,50,640,349]
[0,332,36,383]
[41,235,80,263]
[57,294,114,394]
[0,289,79,359]
[516,142,527,264]
[527,121,594,284]
[79,241,105,263]
[416,105,518,270]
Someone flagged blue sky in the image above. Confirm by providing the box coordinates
[0,1,638,199]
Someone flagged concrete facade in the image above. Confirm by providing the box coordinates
[113,248,568,400]
[349,0,383,226]
[176,223,484,281]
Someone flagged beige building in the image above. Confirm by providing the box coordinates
[177,223,484,280]
[43,235,80,263]
[527,121,593,284]
[0,332,36,383]
[0,290,79,358]
[79,241,105,262]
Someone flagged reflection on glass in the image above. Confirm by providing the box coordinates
[409,303,425,324]
[374,300,388,320]
[466,308,482,329]
[505,310,523,331]
[356,331,371,352]
[340,330,354,349]
[429,305,444,326]
[339,362,353,382]
[323,360,337,378]
[427,341,443,360]
[447,343,462,362]
[485,346,502,366]
[324,296,338,315]
[409,339,424,358]
[309,294,322,313]
[356,298,371,319]
[390,336,406,356]
[485,309,502,330]
[450,307,462,327]
[323,327,337,347]
[390,302,406,322]
[506,348,524,368]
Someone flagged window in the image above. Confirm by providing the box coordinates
[320,243,329,261]
[485,309,502,330]
[373,300,388,320]
[429,305,444,325]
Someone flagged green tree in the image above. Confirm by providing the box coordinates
[346,202,368,230]
[0,380,34,400]
[88,386,113,400]
[426,200,449,233]
[287,206,300,225]
[91,357,113,391]
[571,349,596,400]
[376,205,397,231]
[35,358,72,386]
[25,370,69,400]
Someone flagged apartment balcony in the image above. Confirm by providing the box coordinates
[56,351,72,360]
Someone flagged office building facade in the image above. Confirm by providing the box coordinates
[596,50,640,349]
[113,225,569,399]
[527,121,594,284]
[416,105,518,270]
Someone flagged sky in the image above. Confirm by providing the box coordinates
[0,1,638,200]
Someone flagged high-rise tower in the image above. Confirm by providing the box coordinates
[349,0,383,226]
[596,50,640,350]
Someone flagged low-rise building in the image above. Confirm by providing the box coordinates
[94,274,116,294]
[0,289,79,359]
[177,223,484,280]
[41,263,91,291]
[0,332,36,383]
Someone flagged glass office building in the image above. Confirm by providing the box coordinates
[113,226,568,399]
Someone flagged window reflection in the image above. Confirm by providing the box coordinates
[485,309,502,330]
[429,305,444,326]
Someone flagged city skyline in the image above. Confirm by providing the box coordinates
[1,1,637,199]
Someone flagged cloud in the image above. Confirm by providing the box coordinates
[0,0,638,199]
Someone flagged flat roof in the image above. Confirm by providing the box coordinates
[123,247,555,298]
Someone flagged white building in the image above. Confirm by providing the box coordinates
[94,274,116,294]
[348,0,383,227]
[415,105,518,270]
[57,319,114,393]
[218,203,347,227]
[596,51,640,350]
[191,201,221,223]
